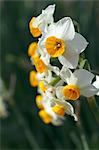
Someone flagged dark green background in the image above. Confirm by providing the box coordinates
[0,0,99,149]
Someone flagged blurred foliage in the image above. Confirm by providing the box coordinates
[0,0,99,149]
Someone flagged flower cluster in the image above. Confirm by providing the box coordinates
[28,4,99,125]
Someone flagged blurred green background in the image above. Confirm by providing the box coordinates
[0,0,99,149]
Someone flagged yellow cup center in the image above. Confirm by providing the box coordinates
[29,71,38,87]
[45,36,65,57]
[32,55,47,73]
[62,84,80,100]
[39,110,52,124]
[36,95,43,109]
[39,81,47,92]
[29,17,42,37]
[52,105,65,116]
[28,42,38,57]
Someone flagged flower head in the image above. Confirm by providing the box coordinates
[29,4,55,37]
[37,86,77,125]
[56,67,98,101]
[28,4,97,126]
[39,17,88,69]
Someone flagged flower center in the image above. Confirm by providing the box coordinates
[29,17,42,37]
[32,55,47,73]
[62,84,80,100]
[52,105,65,116]
[45,36,65,57]
[39,110,52,124]
[29,71,38,87]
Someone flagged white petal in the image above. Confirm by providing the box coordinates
[42,17,75,40]
[48,65,60,76]
[56,86,64,100]
[74,69,95,88]
[41,5,55,30]
[33,5,55,32]
[68,32,88,54]
[43,96,57,119]
[56,17,75,40]
[42,4,55,15]
[32,13,44,27]
[60,66,72,82]
[60,66,78,85]
[63,101,78,121]
[93,75,99,96]
[93,75,99,89]
[58,48,79,69]
[80,85,98,97]
[54,99,78,121]
[40,53,50,65]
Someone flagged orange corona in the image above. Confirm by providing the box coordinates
[33,56,47,73]
[29,71,38,87]
[29,17,42,37]
[45,36,65,57]
[62,84,80,100]
[39,81,47,92]
[28,42,38,57]
[52,105,65,116]
[36,95,43,109]
[39,110,52,124]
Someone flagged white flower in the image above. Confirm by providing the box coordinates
[29,4,55,37]
[39,17,88,69]
[93,75,99,96]
[38,87,77,125]
[56,67,98,100]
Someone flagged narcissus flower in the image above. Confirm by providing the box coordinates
[56,67,98,100]
[29,4,55,37]
[38,87,77,125]
[28,4,97,125]
[39,17,88,69]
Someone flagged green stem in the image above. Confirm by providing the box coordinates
[49,76,61,86]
